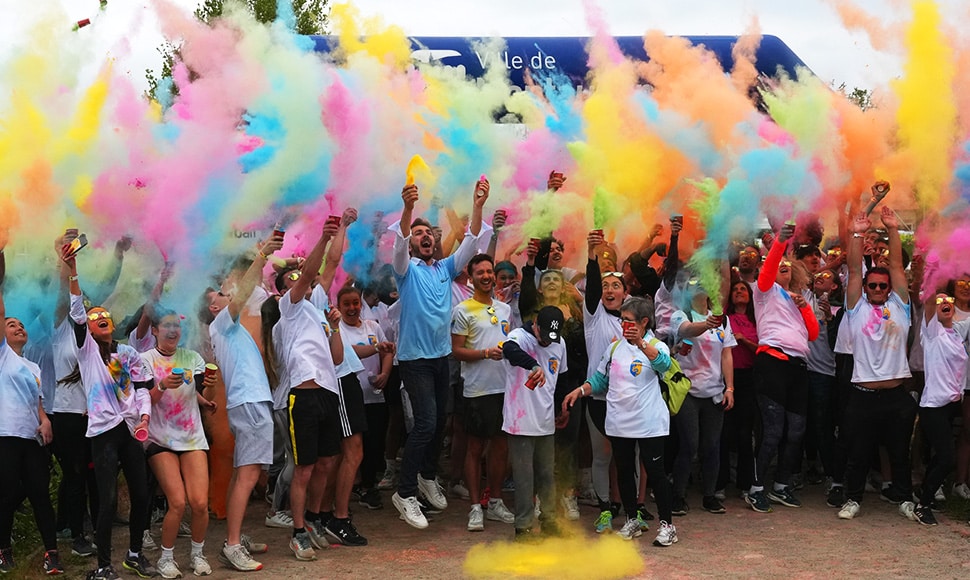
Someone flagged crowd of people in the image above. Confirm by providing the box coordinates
[2,175,969,579]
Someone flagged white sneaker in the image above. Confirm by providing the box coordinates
[289,531,316,561]
[304,520,328,550]
[142,530,158,551]
[617,517,642,540]
[393,493,429,529]
[218,542,262,572]
[561,495,580,521]
[653,521,678,547]
[714,489,726,501]
[838,500,860,520]
[240,535,268,555]
[265,510,294,529]
[156,557,182,579]
[378,467,397,491]
[467,504,485,532]
[417,476,448,511]
[190,553,211,576]
[952,482,970,500]
[486,499,515,524]
[899,500,917,521]
[934,486,946,503]
[451,481,471,500]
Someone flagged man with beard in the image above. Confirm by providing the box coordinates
[389,179,488,529]
[836,204,915,521]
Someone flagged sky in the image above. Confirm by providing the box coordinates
[0,0,961,95]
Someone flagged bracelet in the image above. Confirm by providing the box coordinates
[69,275,78,281]
[331,328,340,335]
[257,250,268,259]
[482,349,487,360]
[726,387,735,393]
[852,233,863,239]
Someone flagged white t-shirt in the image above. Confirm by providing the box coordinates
[52,318,86,414]
[70,295,152,438]
[845,292,912,384]
[451,298,512,398]
[919,315,969,407]
[598,337,671,439]
[502,328,567,436]
[583,301,622,401]
[141,348,209,451]
[209,307,272,409]
[807,317,837,376]
[908,302,925,372]
[340,318,388,404]
[671,310,737,401]
[654,283,676,342]
[0,339,43,439]
[451,280,474,308]
[753,283,811,359]
[128,328,155,353]
[310,285,364,379]
[275,290,340,394]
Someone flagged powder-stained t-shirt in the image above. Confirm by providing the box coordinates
[141,347,209,451]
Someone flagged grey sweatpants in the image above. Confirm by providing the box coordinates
[508,434,556,530]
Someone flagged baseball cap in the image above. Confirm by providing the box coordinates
[535,306,565,343]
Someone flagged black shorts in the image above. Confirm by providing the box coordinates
[447,357,464,415]
[144,443,191,458]
[288,388,342,465]
[337,374,368,438]
[463,393,505,439]
[383,365,403,409]
[587,398,607,435]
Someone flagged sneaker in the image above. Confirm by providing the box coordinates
[577,487,598,506]
[880,486,908,504]
[616,517,643,540]
[635,506,653,530]
[826,486,845,508]
[240,535,268,555]
[417,476,448,511]
[561,495,580,521]
[653,521,678,547]
[745,490,772,513]
[150,508,166,526]
[358,488,383,510]
[0,548,12,574]
[913,503,937,526]
[189,553,211,577]
[486,499,515,524]
[72,536,97,557]
[952,482,970,500]
[450,481,471,500]
[702,495,726,514]
[898,500,917,521]
[265,511,294,529]
[156,557,182,579]
[219,542,262,572]
[324,517,368,546]
[377,467,397,491]
[392,493,429,530]
[416,496,443,516]
[467,504,485,532]
[57,527,72,541]
[87,565,121,580]
[713,489,726,501]
[288,531,316,561]
[502,478,515,492]
[594,509,613,533]
[177,521,192,538]
[142,530,157,551]
[350,485,363,502]
[767,486,802,508]
[43,550,64,575]
[513,527,540,543]
[122,552,157,578]
[934,486,946,503]
[304,520,328,550]
[791,473,805,490]
[671,497,689,516]
[838,500,860,520]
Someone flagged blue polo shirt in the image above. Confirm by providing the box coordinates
[390,221,481,361]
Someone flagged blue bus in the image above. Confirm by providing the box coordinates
[309,35,810,86]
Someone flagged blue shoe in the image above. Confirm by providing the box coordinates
[594,510,613,533]
[767,486,802,508]
[745,490,772,513]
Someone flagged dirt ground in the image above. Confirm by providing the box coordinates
[15,481,970,579]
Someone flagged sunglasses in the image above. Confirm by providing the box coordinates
[286,271,301,281]
[827,249,842,257]
[815,272,833,280]
[780,261,792,268]
[602,272,624,279]
[879,249,890,258]
[486,306,498,325]
[956,280,970,290]
[936,296,956,305]
[87,311,112,321]
[740,250,759,258]
[867,282,889,290]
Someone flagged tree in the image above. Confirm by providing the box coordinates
[146,0,329,100]
[834,82,873,111]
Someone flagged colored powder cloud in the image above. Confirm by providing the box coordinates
[463,535,644,579]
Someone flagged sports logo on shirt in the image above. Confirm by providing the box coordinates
[368,334,378,345]
[501,320,510,335]
[877,306,890,320]
[630,360,644,377]
[714,329,726,343]
[548,357,560,374]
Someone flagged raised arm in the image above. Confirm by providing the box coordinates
[879,206,909,303]
[846,212,870,310]
[230,236,282,318]
[662,220,682,289]
[758,223,794,292]
[319,208,358,293]
[135,262,174,341]
[289,221,337,306]
[86,236,131,306]
[585,230,604,314]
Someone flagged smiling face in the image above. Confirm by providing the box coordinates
[954,277,970,306]
[730,282,751,310]
[496,268,516,290]
[813,270,837,296]
[738,246,760,272]
[469,260,495,295]
[4,317,28,350]
[937,293,955,323]
[152,314,182,352]
[547,241,565,268]
[601,274,627,311]
[338,291,362,325]
[776,260,793,290]
[86,307,115,343]
[409,224,436,261]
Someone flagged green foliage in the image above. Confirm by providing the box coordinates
[834,82,873,111]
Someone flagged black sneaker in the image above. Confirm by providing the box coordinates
[745,490,772,513]
[671,497,689,516]
[350,485,363,502]
[324,517,368,546]
[767,486,802,508]
[880,486,909,505]
[702,495,726,514]
[122,552,156,578]
[72,536,96,557]
[914,504,938,526]
[826,486,845,508]
[0,548,14,574]
[358,488,384,510]
[87,565,120,580]
[636,504,655,521]
[416,496,443,515]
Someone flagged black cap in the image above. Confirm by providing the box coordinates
[535,306,565,343]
